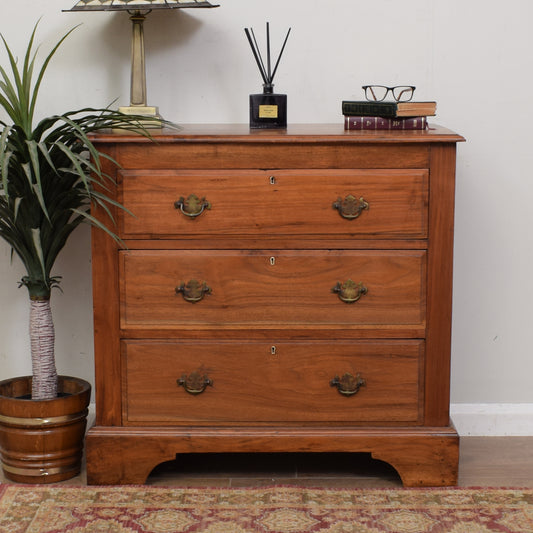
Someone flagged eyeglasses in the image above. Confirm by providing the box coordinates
[362,85,416,102]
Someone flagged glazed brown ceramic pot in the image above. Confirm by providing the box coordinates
[0,375,91,483]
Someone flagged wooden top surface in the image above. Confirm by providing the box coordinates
[92,123,465,144]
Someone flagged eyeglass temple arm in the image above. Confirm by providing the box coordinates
[368,86,379,100]
[395,87,411,101]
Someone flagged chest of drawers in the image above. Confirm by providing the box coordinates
[86,124,464,486]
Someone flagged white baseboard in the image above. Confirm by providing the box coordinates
[451,403,533,436]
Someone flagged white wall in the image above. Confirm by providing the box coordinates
[1,1,533,431]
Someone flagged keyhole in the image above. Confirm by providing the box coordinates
[269,176,276,185]
[270,256,276,266]
[271,346,277,355]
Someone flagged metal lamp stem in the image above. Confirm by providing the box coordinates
[130,11,147,106]
[119,10,159,118]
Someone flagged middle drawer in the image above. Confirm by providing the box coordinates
[120,250,426,331]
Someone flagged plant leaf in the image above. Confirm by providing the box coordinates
[0,126,12,193]
[70,207,124,247]
[31,227,47,284]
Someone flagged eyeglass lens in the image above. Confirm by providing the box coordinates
[363,85,415,102]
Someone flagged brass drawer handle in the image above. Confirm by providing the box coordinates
[174,194,211,218]
[333,194,369,219]
[330,373,366,396]
[177,372,213,395]
[332,279,368,303]
[175,280,211,303]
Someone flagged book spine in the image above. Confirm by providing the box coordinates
[344,116,428,130]
[342,101,398,117]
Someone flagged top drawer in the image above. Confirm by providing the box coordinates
[118,169,428,239]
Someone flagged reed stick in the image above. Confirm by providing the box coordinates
[245,23,291,86]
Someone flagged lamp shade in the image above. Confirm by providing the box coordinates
[67,0,218,11]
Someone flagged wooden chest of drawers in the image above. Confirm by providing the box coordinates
[86,124,464,486]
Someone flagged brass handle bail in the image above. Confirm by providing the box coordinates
[175,280,211,303]
[332,279,368,303]
[174,194,211,218]
[178,372,213,395]
[330,373,366,396]
[333,194,369,219]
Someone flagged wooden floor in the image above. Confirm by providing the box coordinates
[2,437,533,487]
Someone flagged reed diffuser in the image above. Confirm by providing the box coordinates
[245,22,291,129]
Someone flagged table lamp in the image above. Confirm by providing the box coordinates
[65,0,219,120]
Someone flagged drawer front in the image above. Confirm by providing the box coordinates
[120,250,426,329]
[118,169,428,239]
[122,340,423,425]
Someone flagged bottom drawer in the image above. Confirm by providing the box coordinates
[122,340,423,425]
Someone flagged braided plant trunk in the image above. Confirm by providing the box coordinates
[29,298,58,400]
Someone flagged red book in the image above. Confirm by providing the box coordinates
[344,115,428,130]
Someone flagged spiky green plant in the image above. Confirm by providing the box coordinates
[0,24,161,400]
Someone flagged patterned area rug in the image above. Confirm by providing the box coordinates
[0,485,532,533]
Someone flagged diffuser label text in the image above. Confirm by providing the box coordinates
[259,105,278,118]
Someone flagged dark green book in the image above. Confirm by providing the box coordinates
[342,100,436,118]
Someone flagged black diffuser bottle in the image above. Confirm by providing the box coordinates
[250,83,287,129]
[245,23,290,129]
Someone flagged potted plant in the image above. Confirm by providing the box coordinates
[0,23,161,483]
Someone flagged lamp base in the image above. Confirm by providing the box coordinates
[118,105,162,128]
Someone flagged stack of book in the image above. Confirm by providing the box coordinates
[342,100,436,130]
